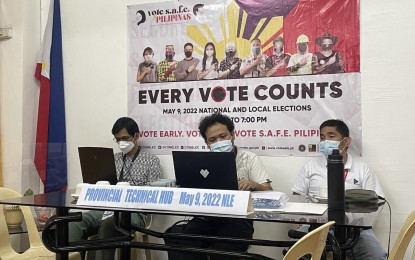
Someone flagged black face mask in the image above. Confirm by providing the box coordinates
[274,47,283,53]
[184,51,192,58]
[165,53,173,61]
[226,51,235,58]
[322,44,333,51]
[298,43,307,53]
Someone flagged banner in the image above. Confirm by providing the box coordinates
[127,0,361,156]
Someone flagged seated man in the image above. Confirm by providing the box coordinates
[168,113,272,260]
[292,119,386,260]
[69,117,161,260]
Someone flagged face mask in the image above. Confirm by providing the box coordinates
[226,51,235,59]
[118,141,134,154]
[298,43,307,53]
[274,47,283,54]
[320,139,344,157]
[251,46,261,56]
[165,52,174,61]
[210,140,233,152]
[322,44,333,51]
[144,54,152,62]
[206,50,214,57]
[184,51,192,58]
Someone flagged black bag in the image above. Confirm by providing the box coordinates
[164,220,190,259]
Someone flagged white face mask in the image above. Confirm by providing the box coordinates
[144,54,152,62]
[206,50,214,57]
[118,141,134,154]
[210,140,233,152]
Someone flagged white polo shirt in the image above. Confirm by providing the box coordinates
[292,153,384,202]
[235,148,271,185]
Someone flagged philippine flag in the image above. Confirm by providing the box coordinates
[34,0,67,192]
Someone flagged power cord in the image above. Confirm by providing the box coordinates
[378,195,392,257]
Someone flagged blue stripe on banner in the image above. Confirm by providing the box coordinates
[46,0,67,192]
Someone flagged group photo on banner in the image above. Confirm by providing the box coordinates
[127,0,361,156]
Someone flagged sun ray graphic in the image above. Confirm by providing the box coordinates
[186,1,285,61]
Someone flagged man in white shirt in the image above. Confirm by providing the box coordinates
[292,119,387,260]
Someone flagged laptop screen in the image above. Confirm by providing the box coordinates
[172,151,238,190]
[78,147,118,185]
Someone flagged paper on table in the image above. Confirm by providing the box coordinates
[254,202,327,215]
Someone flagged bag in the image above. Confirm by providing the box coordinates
[164,220,189,260]
[345,189,384,213]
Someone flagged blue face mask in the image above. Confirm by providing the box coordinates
[320,140,344,157]
[210,140,233,152]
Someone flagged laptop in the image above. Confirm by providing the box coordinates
[172,151,238,190]
[78,147,118,185]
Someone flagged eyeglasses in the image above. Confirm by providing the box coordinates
[113,136,134,143]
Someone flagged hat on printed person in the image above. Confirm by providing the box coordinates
[315,32,338,46]
[296,34,309,44]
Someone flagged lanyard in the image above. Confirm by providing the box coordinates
[344,169,349,181]
[119,147,141,184]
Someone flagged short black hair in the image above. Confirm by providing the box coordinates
[184,42,193,49]
[193,4,204,16]
[143,47,153,57]
[198,113,234,141]
[320,119,349,138]
[112,117,139,136]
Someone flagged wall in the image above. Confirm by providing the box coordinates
[1,0,415,259]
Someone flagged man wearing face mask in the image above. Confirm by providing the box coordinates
[68,117,161,260]
[240,38,270,78]
[287,34,312,75]
[292,119,386,260]
[158,44,178,82]
[218,42,242,79]
[176,42,199,81]
[136,47,158,83]
[265,37,291,77]
[166,113,272,260]
[312,32,345,74]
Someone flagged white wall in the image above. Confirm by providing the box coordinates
[1,0,415,259]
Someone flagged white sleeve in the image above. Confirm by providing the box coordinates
[248,154,271,185]
[361,164,385,197]
[291,162,310,196]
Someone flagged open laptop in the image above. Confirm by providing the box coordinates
[172,151,238,190]
[78,147,118,185]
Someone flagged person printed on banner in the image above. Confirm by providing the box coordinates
[312,32,345,74]
[158,45,178,82]
[265,37,291,77]
[136,47,158,83]
[292,119,386,260]
[68,117,161,260]
[197,42,219,80]
[240,38,270,78]
[287,34,312,75]
[176,42,200,81]
[165,113,272,260]
[218,42,242,79]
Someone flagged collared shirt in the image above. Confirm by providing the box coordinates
[219,57,242,79]
[292,153,384,202]
[287,53,312,75]
[235,148,271,185]
[114,150,161,186]
[158,60,178,82]
[240,54,270,78]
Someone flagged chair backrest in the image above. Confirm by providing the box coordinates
[283,221,335,260]
[0,188,44,250]
[389,210,415,260]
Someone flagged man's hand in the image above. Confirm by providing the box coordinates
[188,63,196,73]
[238,179,258,191]
[143,67,151,74]
[253,55,263,66]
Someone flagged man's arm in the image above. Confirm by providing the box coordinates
[238,180,272,191]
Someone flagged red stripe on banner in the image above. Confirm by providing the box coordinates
[34,63,51,186]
